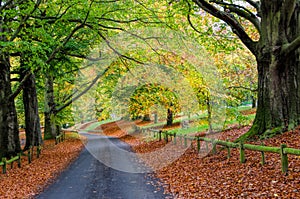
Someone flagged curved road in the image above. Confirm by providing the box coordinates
[37,133,170,199]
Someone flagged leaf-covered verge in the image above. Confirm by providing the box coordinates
[100,121,300,198]
[0,133,85,199]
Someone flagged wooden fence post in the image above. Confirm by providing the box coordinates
[212,139,216,154]
[17,153,21,168]
[28,147,32,164]
[280,144,288,174]
[239,141,246,163]
[37,145,41,158]
[165,133,168,143]
[2,158,6,174]
[227,146,231,159]
[226,139,231,159]
[205,141,209,152]
[173,133,177,145]
[197,137,201,153]
[260,142,265,165]
[10,156,13,169]
[158,130,162,141]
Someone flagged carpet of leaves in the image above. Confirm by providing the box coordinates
[101,121,300,199]
[0,133,84,199]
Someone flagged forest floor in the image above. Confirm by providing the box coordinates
[2,118,300,198]
[100,121,300,198]
[0,133,85,199]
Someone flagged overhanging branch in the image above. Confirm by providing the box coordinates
[55,67,109,113]
[192,0,258,55]
[46,1,93,64]
[211,1,260,33]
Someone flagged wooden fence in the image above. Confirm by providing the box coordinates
[55,130,66,145]
[144,128,300,174]
[0,129,68,174]
[0,145,42,174]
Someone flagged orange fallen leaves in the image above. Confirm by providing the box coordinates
[0,134,84,199]
[103,121,300,199]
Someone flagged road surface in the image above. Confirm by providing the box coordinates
[37,133,170,199]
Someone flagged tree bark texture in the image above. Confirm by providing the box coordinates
[0,56,21,158]
[243,1,300,139]
[44,75,58,139]
[22,70,43,150]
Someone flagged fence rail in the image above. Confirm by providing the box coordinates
[146,128,300,174]
[1,129,72,174]
[0,145,42,174]
[55,131,66,145]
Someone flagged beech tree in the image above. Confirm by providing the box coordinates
[184,0,300,139]
[0,0,42,158]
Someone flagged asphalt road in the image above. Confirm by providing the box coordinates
[36,133,170,199]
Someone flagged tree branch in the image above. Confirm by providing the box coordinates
[55,67,109,113]
[227,85,258,92]
[84,23,144,65]
[281,35,300,57]
[0,0,15,12]
[211,1,260,33]
[46,1,94,63]
[244,0,260,11]
[9,71,32,100]
[10,0,42,42]
[192,0,258,55]
[65,52,104,61]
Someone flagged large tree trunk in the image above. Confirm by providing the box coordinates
[44,75,57,139]
[239,1,300,140]
[22,70,43,150]
[0,56,21,158]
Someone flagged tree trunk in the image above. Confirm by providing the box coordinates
[0,56,21,158]
[143,113,151,121]
[206,97,213,133]
[250,95,256,108]
[44,75,57,139]
[238,1,300,140]
[22,70,43,150]
[154,113,158,123]
[167,108,173,126]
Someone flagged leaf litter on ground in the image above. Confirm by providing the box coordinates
[0,133,85,199]
[3,119,300,199]
[100,121,300,199]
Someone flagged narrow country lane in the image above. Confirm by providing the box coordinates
[37,132,170,199]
